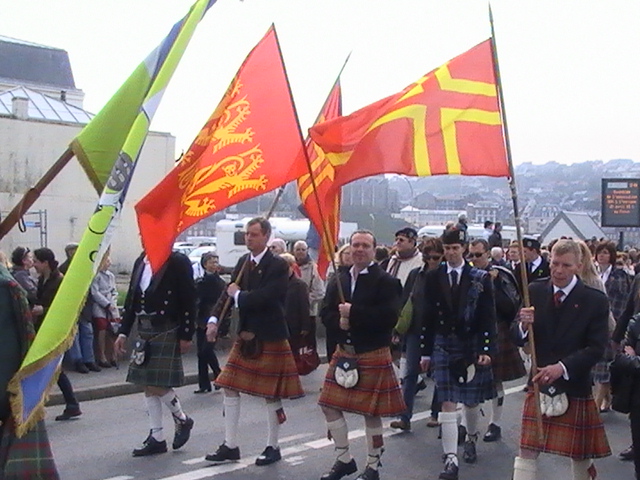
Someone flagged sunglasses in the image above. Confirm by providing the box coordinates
[467,252,486,258]
[426,255,442,261]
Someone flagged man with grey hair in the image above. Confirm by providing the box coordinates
[268,238,287,255]
[490,246,508,267]
[513,238,610,480]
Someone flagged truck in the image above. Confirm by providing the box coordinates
[216,217,358,269]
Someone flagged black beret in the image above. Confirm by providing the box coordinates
[395,227,418,240]
[442,227,467,245]
[522,236,541,250]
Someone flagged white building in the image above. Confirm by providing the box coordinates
[0,36,176,272]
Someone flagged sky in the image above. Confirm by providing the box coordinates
[1,0,639,166]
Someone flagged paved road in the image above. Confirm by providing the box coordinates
[46,366,635,480]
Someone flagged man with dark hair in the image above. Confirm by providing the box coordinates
[383,227,424,287]
[512,239,610,480]
[58,242,78,275]
[205,216,303,467]
[514,237,550,293]
[468,239,525,442]
[483,221,494,241]
[488,222,503,248]
[114,250,197,457]
[32,247,82,422]
[193,252,226,393]
[420,229,497,480]
[318,229,403,480]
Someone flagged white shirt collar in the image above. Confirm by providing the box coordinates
[530,255,542,271]
[600,264,612,282]
[350,262,374,294]
[446,261,464,275]
[553,274,578,297]
[250,247,268,265]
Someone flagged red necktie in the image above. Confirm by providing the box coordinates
[553,290,564,307]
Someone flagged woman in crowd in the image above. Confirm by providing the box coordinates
[595,241,631,412]
[90,253,120,368]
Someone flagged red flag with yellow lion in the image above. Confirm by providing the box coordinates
[136,25,306,272]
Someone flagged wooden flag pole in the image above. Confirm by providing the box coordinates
[0,147,75,240]
[489,4,545,444]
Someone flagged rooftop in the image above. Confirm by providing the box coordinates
[0,86,92,124]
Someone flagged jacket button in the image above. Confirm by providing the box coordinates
[420,344,425,348]
[160,310,165,315]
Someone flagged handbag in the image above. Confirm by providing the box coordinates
[610,354,636,414]
[395,298,413,335]
[334,357,359,389]
[295,343,320,376]
[539,383,569,417]
[131,338,151,366]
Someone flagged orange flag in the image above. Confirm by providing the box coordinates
[136,25,306,271]
[309,39,508,187]
[297,80,342,279]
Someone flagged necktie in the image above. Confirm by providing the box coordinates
[553,290,564,307]
[450,270,458,292]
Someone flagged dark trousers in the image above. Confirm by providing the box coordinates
[630,408,640,479]
[196,328,220,390]
[430,385,442,418]
[57,372,78,408]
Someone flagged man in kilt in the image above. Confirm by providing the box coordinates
[420,228,497,480]
[513,239,611,480]
[205,217,303,467]
[318,230,403,480]
[115,251,196,456]
[467,239,526,442]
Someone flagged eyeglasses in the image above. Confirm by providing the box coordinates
[467,252,486,258]
[426,255,442,261]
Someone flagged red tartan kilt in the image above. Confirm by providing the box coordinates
[215,339,304,399]
[520,392,611,459]
[492,322,527,382]
[318,346,406,417]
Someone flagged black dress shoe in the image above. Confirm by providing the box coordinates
[85,362,101,372]
[619,444,634,461]
[132,434,168,457]
[320,458,358,480]
[55,406,82,421]
[97,360,112,368]
[415,379,427,394]
[439,456,459,480]
[172,416,194,450]
[255,446,281,466]
[483,423,501,442]
[193,388,212,394]
[205,443,240,463]
[389,419,411,431]
[462,440,477,464]
[75,361,90,374]
[355,466,379,480]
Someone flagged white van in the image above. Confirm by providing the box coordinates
[417,224,519,246]
[216,217,358,269]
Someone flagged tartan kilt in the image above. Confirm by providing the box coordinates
[215,339,304,399]
[492,321,527,382]
[0,419,60,480]
[126,318,184,388]
[520,392,611,459]
[318,346,405,417]
[432,334,496,406]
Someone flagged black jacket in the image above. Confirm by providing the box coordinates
[513,278,609,398]
[196,272,226,327]
[402,265,428,336]
[421,263,497,358]
[321,263,402,354]
[121,252,197,341]
[211,249,289,341]
[285,275,311,337]
[514,257,550,294]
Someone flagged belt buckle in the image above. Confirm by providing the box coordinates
[342,344,356,355]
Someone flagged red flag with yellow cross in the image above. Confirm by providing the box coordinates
[309,39,508,187]
[136,25,306,272]
[297,80,342,279]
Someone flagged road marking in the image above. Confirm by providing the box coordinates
[280,432,314,443]
[102,477,135,480]
[158,382,526,480]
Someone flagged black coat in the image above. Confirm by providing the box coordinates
[514,257,550,294]
[321,262,402,354]
[121,252,197,342]
[402,266,428,336]
[513,278,609,398]
[613,273,640,343]
[421,263,497,358]
[285,275,311,337]
[196,272,226,327]
[211,249,289,341]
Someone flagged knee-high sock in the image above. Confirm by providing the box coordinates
[327,417,351,463]
[438,411,458,465]
[513,457,537,480]
[491,396,504,425]
[571,459,593,480]
[365,419,384,471]
[160,390,187,422]
[463,404,481,439]
[145,395,164,441]
[223,396,241,448]
[266,400,283,448]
